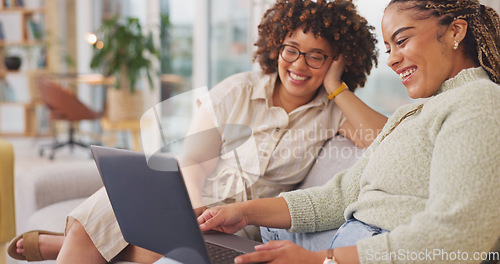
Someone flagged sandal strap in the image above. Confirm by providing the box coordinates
[23,231,44,261]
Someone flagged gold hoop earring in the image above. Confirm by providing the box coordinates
[453,41,460,50]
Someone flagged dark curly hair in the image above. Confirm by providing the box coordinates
[254,0,378,91]
[387,0,500,84]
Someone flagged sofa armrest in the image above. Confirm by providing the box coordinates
[15,160,103,234]
[298,135,365,189]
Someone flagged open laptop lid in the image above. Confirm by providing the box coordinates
[90,145,212,264]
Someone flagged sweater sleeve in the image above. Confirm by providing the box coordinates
[357,90,500,263]
[280,148,371,232]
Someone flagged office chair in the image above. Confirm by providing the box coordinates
[38,78,101,160]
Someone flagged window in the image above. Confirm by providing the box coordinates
[209,0,252,88]
[355,0,417,116]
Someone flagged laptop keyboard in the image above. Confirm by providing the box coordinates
[206,241,244,264]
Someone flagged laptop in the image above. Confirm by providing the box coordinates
[90,145,262,264]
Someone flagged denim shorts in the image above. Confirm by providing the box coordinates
[260,219,389,251]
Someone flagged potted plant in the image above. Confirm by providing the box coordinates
[90,15,160,122]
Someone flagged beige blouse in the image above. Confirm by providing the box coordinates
[196,71,345,205]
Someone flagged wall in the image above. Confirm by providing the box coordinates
[480,0,500,11]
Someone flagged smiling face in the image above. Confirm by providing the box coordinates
[382,4,466,99]
[277,28,334,104]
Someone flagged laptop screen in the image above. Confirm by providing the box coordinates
[90,146,211,264]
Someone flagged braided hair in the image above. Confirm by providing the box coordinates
[387,0,500,84]
[254,0,378,91]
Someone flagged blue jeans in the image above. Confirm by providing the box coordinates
[260,219,389,251]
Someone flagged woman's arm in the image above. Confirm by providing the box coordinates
[178,105,222,208]
[323,58,387,148]
[333,91,387,148]
[198,197,291,233]
[198,197,363,264]
[243,197,291,228]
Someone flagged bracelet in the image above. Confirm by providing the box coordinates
[328,82,348,100]
[323,249,338,264]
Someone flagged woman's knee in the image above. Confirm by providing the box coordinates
[114,245,163,263]
[66,220,89,239]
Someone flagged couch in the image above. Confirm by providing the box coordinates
[1,139,16,264]
[12,135,363,263]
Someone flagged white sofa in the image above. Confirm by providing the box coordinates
[13,135,363,263]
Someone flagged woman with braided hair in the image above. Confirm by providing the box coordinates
[198,0,500,263]
[9,0,388,263]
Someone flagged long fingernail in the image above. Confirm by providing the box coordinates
[234,256,242,263]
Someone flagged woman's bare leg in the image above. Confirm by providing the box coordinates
[56,219,162,264]
[114,245,163,264]
[56,220,106,264]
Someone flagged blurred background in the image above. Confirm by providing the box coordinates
[0,0,498,146]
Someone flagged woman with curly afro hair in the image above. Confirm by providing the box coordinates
[255,0,378,92]
[249,0,386,148]
[9,1,387,263]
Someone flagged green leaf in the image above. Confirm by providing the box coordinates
[90,15,160,93]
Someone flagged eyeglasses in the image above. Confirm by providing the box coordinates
[279,44,329,69]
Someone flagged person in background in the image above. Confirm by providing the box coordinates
[198,0,500,263]
[9,0,387,263]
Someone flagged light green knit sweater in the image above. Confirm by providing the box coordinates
[281,67,500,263]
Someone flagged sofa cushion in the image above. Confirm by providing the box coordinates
[298,135,364,189]
[26,198,86,233]
[16,160,103,234]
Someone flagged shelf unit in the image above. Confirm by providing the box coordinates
[0,0,47,136]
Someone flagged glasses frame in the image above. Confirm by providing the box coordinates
[278,44,330,69]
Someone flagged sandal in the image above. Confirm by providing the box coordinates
[7,230,64,261]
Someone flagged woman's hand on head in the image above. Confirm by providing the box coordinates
[323,55,346,92]
[197,203,248,234]
[234,240,325,264]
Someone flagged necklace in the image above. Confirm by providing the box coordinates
[380,104,424,142]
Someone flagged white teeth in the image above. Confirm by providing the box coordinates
[290,72,307,81]
[399,68,416,79]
